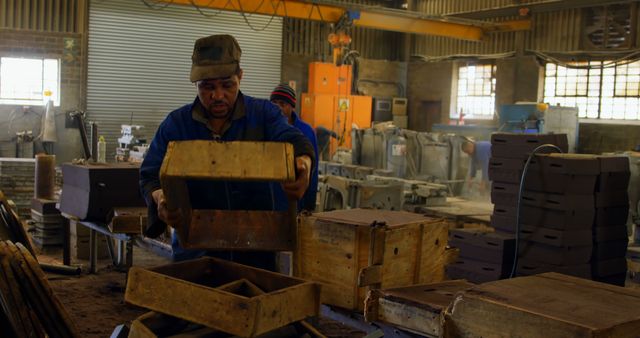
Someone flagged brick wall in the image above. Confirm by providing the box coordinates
[0,29,85,163]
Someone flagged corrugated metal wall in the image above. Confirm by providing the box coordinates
[0,0,84,32]
[413,9,583,56]
[87,0,283,158]
[413,0,592,56]
[417,0,541,14]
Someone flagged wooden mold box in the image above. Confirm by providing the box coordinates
[365,280,474,338]
[128,311,327,338]
[125,257,321,337]
[444,272,640,338]
[295,209,449,311]
[160,141,297,251]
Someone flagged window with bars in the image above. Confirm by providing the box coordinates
[0,57,60,106]
[453,64,496,120]
[544,61,640,120]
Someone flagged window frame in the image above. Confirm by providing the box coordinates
[0,56,61,107]
[453,62,497,120]
[543,60,640,120]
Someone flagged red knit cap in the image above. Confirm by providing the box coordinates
[270,83,296,107]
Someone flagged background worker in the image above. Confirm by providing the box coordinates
[270,83,319,212]
[461,138,491,192]
[139,34,315,270]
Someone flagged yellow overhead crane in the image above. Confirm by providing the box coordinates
[161,0,531,41]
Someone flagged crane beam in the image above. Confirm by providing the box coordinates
[162,0,531,41]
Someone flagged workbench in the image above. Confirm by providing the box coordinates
[80,220,133,273]
[60,212,136,273]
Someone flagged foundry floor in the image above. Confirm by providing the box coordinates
[38,245,365,338]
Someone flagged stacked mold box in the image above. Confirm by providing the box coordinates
[450,133,630,286]
[448,133,571,283]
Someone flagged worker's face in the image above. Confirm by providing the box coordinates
[271,99,293,121]
[196,71,243,118]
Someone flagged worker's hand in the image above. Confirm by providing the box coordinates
[282,155,312,200]
[151,189,182,228]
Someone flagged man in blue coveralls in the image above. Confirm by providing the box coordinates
[461,139,491,192]
[139,34,315,270]
[270,83,319,212]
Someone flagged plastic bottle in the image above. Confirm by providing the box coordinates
[97,136,106,163]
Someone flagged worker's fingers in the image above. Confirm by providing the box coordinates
[295,156,311,180]
[282,175,307,200]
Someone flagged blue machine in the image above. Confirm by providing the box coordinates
[498,104,545,133]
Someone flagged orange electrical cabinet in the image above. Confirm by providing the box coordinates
[300,93,372,156]
[300,93,334,131]
[308,62,353,95]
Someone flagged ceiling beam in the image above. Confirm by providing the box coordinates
[162,0,530,41]
[447,0,640,20]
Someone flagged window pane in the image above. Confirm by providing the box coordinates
[1,57,60,106]
[454,64,496,119]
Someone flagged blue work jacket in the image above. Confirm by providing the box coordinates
[139,93,315,260]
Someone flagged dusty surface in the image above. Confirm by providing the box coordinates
[41,245,170,337]
[39,246,365,337]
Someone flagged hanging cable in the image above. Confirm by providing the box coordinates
[509,143,564,279]
[236,0,280,31]
[141,0,173,9]
[189,0,226,17]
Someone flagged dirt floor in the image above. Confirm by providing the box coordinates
[39,244,365,338]
[40,245,171,337]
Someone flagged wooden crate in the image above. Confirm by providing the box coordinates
[365,280,473,338]
[295,209,448,311]
[160,141,297,251]
[125,257,321,337]
[444,272,640,338]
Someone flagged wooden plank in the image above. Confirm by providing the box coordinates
[130,311,327,338]
[444,273,640,338]
[129,311,217,338]
[313,209,431,227]
[297,216,359,310]
[0,191,35,254]
[254,283,322,336]
[0,242,36,338]
[13,242,79,337]
[184,210,294,251]
[381,223,421,289]
[108,207,146,234]
[160,141,295,182]
[367,280,474,337]
[125,258,320,337]
[418,220,449,284]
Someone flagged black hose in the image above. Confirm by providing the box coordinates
[509,143,563,279]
